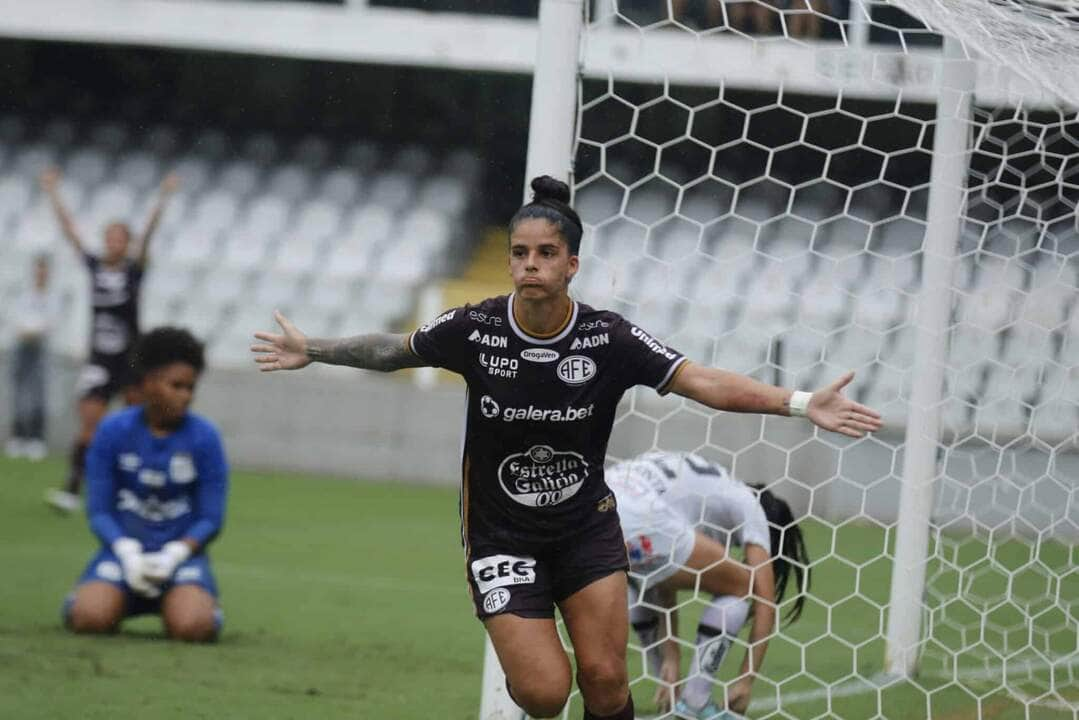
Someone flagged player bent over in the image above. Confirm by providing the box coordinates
[252,176,878,719]
[63,327,227,642]
[607,452,810,719]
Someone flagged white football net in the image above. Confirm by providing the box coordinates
[555,1,1078,718]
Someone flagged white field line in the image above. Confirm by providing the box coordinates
[750,655,1079,712]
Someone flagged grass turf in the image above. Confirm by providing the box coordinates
[0,456,1074,719]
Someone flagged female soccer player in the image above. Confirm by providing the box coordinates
[250,176,879,719]
[64,327,227,642]
[607,451,810,718]
[41,168,179,513]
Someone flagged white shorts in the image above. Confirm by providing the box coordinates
[618,484,696,588]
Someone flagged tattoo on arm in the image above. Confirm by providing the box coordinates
[305,333,426,372]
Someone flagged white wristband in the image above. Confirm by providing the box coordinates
[789,391,812,418]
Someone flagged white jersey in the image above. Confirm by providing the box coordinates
[610,452,772,553]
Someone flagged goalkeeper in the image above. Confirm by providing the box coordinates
[607,452,809,719]
[62,327,227,642]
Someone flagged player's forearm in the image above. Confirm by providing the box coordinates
[740,602,774,679]
[45,192,81,247]
[305,333,425,372]
[681,366,794,415]
[89,513,125,547]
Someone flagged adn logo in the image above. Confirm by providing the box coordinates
[570,333,609,350]
[521,348,559,363]
[482,588,511,614]
[557,355,596,385]
[469,329,508,348]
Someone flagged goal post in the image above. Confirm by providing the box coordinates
[884,34,975,679]
[480,2,1078,718]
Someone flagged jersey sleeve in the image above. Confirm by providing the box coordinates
[609,317,688,395]
[182,423,229,547]
[85,417,125,546]
[407,306,470,375]
[738,500,772,552]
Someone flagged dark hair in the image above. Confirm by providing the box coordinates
[750,484,811,624]
[131,326,205,380]
[509,176,583,255]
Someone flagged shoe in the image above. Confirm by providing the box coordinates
[24,440,47,462]
[4,438,25,458]
[45,489,81,514]
[674,699,732,720]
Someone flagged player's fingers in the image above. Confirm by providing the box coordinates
[273,309,297,334]
[254,355,279,364]
[849,401,882,419]
[848,419,879,433]
[250,344,277,354]
[253,331,282,343]
[830,370,855,392]
[853,412,883,429]
[258,362,281,372]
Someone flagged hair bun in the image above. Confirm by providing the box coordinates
[530,175,571,205]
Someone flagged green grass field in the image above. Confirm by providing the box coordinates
[0,456,1074,719]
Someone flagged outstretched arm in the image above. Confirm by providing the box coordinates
[39,169,84,254]
[251,311,428,373]
[668,364,882,438]
[135,173,179,267]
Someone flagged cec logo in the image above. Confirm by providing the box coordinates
[556,355,596,385]
[483,588,511,614]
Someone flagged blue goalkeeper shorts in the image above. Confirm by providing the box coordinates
[68,546,221,618]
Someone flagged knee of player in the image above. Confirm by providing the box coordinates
[163,608,217,643]
[575,657,628,698]
[67,601,121,634]
[511,674,571,718]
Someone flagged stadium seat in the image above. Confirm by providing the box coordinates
[418,174,468,217]
[172,155,214,196]
[319,168,363,207]
[369,171,415,212]
[89,122,129,153]
[114,151,161,191]
[268,163,313,202]
[219,159,263,199]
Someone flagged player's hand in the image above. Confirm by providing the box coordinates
[251,310,312,372]
[39,168,61,192]
[807,371,883,438]
[112,538,160,599]
[160,172,180,194]
[142,541,192,585]
[652,651,681,713]
[726,677,753,714]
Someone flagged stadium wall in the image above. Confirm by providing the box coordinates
[2,352,1073,538]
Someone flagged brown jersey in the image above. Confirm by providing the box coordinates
[409,293,687,548]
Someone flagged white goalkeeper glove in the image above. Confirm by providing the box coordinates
[112,537,160,599]
[142,541,192,585]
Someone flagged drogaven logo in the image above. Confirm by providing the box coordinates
[521,348,559,363]
[556,355,596,385]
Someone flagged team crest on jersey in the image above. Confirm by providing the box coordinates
[468,329,507,348]
[497,445,589,507]
[556,355,597,386]
[570,333,609,350]
[118,453,141,472]
[169,453,197,484]
[482,588,511,614]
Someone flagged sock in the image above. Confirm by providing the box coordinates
[583,692,633,720]
[681,595,750,710]
[64,441,88,495]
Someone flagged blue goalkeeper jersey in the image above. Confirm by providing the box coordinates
[86,406,228,552]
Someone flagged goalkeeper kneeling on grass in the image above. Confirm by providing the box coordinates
[607,452,810,719]
[63,327,227,642]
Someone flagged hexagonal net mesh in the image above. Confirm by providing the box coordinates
[556,1,1078,718]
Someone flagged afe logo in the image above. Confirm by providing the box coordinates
[556,355,596,386]
[482,588,511,614]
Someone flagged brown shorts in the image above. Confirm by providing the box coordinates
[465,508,629,620]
